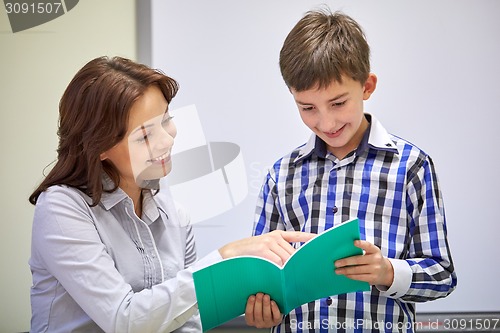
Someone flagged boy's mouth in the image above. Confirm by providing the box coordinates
[323,124,345,138]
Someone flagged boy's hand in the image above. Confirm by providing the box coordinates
[245,293,282,328]
[334,240,394,287]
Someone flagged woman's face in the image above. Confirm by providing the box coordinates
[100,85,176,189]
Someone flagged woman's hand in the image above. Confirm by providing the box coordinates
[245,293,282,328]
[334,240,394,287]
[219,231,313,328]
[219,230,316,266]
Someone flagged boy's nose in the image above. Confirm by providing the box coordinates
[318,112,336,132]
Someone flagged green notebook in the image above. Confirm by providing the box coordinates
[193,218,370,331]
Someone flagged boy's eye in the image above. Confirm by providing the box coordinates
[332,101,346,107]
[301,106,314,111]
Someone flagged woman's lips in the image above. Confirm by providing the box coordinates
[148,151,171,164]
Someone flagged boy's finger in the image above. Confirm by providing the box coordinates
[271,300,282,324]
[244,295,256,325]
[354,240,378,253]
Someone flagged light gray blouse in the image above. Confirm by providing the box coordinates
[29,179,221,333]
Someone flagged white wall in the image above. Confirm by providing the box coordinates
[0,1,136,331]
[150,0,500,313]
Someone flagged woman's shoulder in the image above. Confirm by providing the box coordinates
[39,184,88,200]
[36,185,93,212]
[31,185,97,239]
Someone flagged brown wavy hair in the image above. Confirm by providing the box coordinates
[29,56,179,206]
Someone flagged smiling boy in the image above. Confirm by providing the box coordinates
[250,8,457,332]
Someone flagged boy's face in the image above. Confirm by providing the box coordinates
[291,74,377,159]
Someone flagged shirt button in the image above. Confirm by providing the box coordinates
[332,206,338,214]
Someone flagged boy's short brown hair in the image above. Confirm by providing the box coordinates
[279,8,371,91]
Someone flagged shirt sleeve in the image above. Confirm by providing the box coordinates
[375,258,412,298]
[31,186,222,333]
[253,170,286,235]
[402,155,457,302]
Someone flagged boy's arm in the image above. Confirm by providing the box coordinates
[399,155,457,302]
[336,156,457,302]
[253,172,285,236]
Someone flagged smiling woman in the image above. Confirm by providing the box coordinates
[29,56,179,209]
[26,56,315,333]
[99,85,177,216]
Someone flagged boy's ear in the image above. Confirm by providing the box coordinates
[363,73,377,100]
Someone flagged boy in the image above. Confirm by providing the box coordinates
[251,8,457,332]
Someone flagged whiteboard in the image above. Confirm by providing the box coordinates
[143,0,500,312]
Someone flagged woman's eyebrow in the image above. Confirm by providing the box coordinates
[131,107,170,135]
[131,123,153,136]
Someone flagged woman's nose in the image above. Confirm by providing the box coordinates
[156,123,176,150]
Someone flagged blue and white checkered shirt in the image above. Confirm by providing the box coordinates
[253,114,457,333]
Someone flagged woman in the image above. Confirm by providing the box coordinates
[28,56,313,332]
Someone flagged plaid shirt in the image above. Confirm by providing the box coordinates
[253,114,457,333]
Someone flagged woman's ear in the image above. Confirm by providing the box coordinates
[100,152,108,161]
[363,73,377,100]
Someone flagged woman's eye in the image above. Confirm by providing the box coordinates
[135,133,150,143]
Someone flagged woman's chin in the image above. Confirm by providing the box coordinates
[134,164,172,188]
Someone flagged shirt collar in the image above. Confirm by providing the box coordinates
[95,174,126,209]
[98,174,161,223]
[294,113,398,164]
[360,113,398,154]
